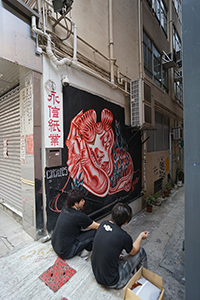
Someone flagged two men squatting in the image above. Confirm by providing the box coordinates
[51,189,148,289]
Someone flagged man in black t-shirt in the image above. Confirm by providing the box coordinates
[91,203,148,288]
[51,189,99,259]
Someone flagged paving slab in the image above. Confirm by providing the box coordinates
[0,187,185,300]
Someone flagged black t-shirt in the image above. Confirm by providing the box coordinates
[51,207,93,258]
[91,220,133,287]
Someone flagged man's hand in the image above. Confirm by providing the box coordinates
[88,221,100,230]
[130,231,148,256]
[140,231,148,240]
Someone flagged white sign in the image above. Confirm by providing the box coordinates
[44,86,63,148]
[20,84,34,162]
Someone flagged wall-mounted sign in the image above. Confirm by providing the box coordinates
[20,84,34,162]
[44,83,63,148]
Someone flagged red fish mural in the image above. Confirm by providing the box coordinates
[66,108,134,197]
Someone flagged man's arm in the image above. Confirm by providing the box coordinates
[129,231,148,256]
[88,221,100,230]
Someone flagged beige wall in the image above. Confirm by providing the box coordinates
[145,150,170,195]
[112,0,139,78]
[53,0,140,80]
[0,2,41,72]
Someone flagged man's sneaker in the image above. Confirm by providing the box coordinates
[79,249,90,259]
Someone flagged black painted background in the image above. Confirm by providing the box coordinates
[45,86,141,231]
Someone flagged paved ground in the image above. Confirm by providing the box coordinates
[0,187,185,300]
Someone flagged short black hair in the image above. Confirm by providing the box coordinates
[111,203,132,226]
[64,189,86,209]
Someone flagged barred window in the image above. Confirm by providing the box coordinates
[147,112,169,152]
[143,31,169,92]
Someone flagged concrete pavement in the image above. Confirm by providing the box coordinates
[0,187,185,300]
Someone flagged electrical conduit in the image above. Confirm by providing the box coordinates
[31,16,130,94]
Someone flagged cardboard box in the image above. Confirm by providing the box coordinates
[123,267,164,300]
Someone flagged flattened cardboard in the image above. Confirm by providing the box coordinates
[123,267,164,300]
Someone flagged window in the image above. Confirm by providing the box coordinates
[143,31,169,92]
[153,45,161,86]
[144,83,152,124]
[160,1,167,33]
[173,26,182,103]
[174,80,183,103]
[146,0,167,34]
[162,67,169,92]
[144,83,151,103]
[154,178,163,193]
[173,0,182,21]
[143,31,153,79]
[147,112,169,152]
[145,105,152,124]
[153,0,167,34]
[173,27,181,53]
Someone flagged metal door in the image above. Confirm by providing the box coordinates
[0,86,22,213]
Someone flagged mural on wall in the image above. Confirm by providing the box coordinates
[153,155,170,186]
[66,108,134,197]
[45,86,141,231]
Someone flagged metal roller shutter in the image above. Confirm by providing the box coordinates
[0,86,22,213]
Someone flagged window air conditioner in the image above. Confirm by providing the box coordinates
[172,127,181,139]
[130,79,141,127]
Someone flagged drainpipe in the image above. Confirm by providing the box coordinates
[138,0,143,79]
[138,0,146,192]
[108,0,115,83]
[32,16,129,95]
[117,67,128,93]
[42,0,46,33]
[72,22,77,62]
[169,132,172,180]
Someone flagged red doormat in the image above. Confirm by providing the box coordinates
[39,257,76,292]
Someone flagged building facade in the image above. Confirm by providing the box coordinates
[0,0,183,239]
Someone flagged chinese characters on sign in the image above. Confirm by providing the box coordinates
[44,87,63,148]
[20,84,34,163]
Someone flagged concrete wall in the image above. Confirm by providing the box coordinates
[146,150,170,195]
[0,1,42,72]
[53,0,139,80]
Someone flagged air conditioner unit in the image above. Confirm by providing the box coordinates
[172,127,181,139]
[130,79,141,127]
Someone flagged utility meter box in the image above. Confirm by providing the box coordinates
[46,149,62,167]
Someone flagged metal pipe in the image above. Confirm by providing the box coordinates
[72,22,77,61]
[117,67,128,92]
[37,0,41,28]
[169,132,172,179]
[42,0,46,33]
[138,0,143,78]
[31,16,130,96]
[108,0,115,83]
